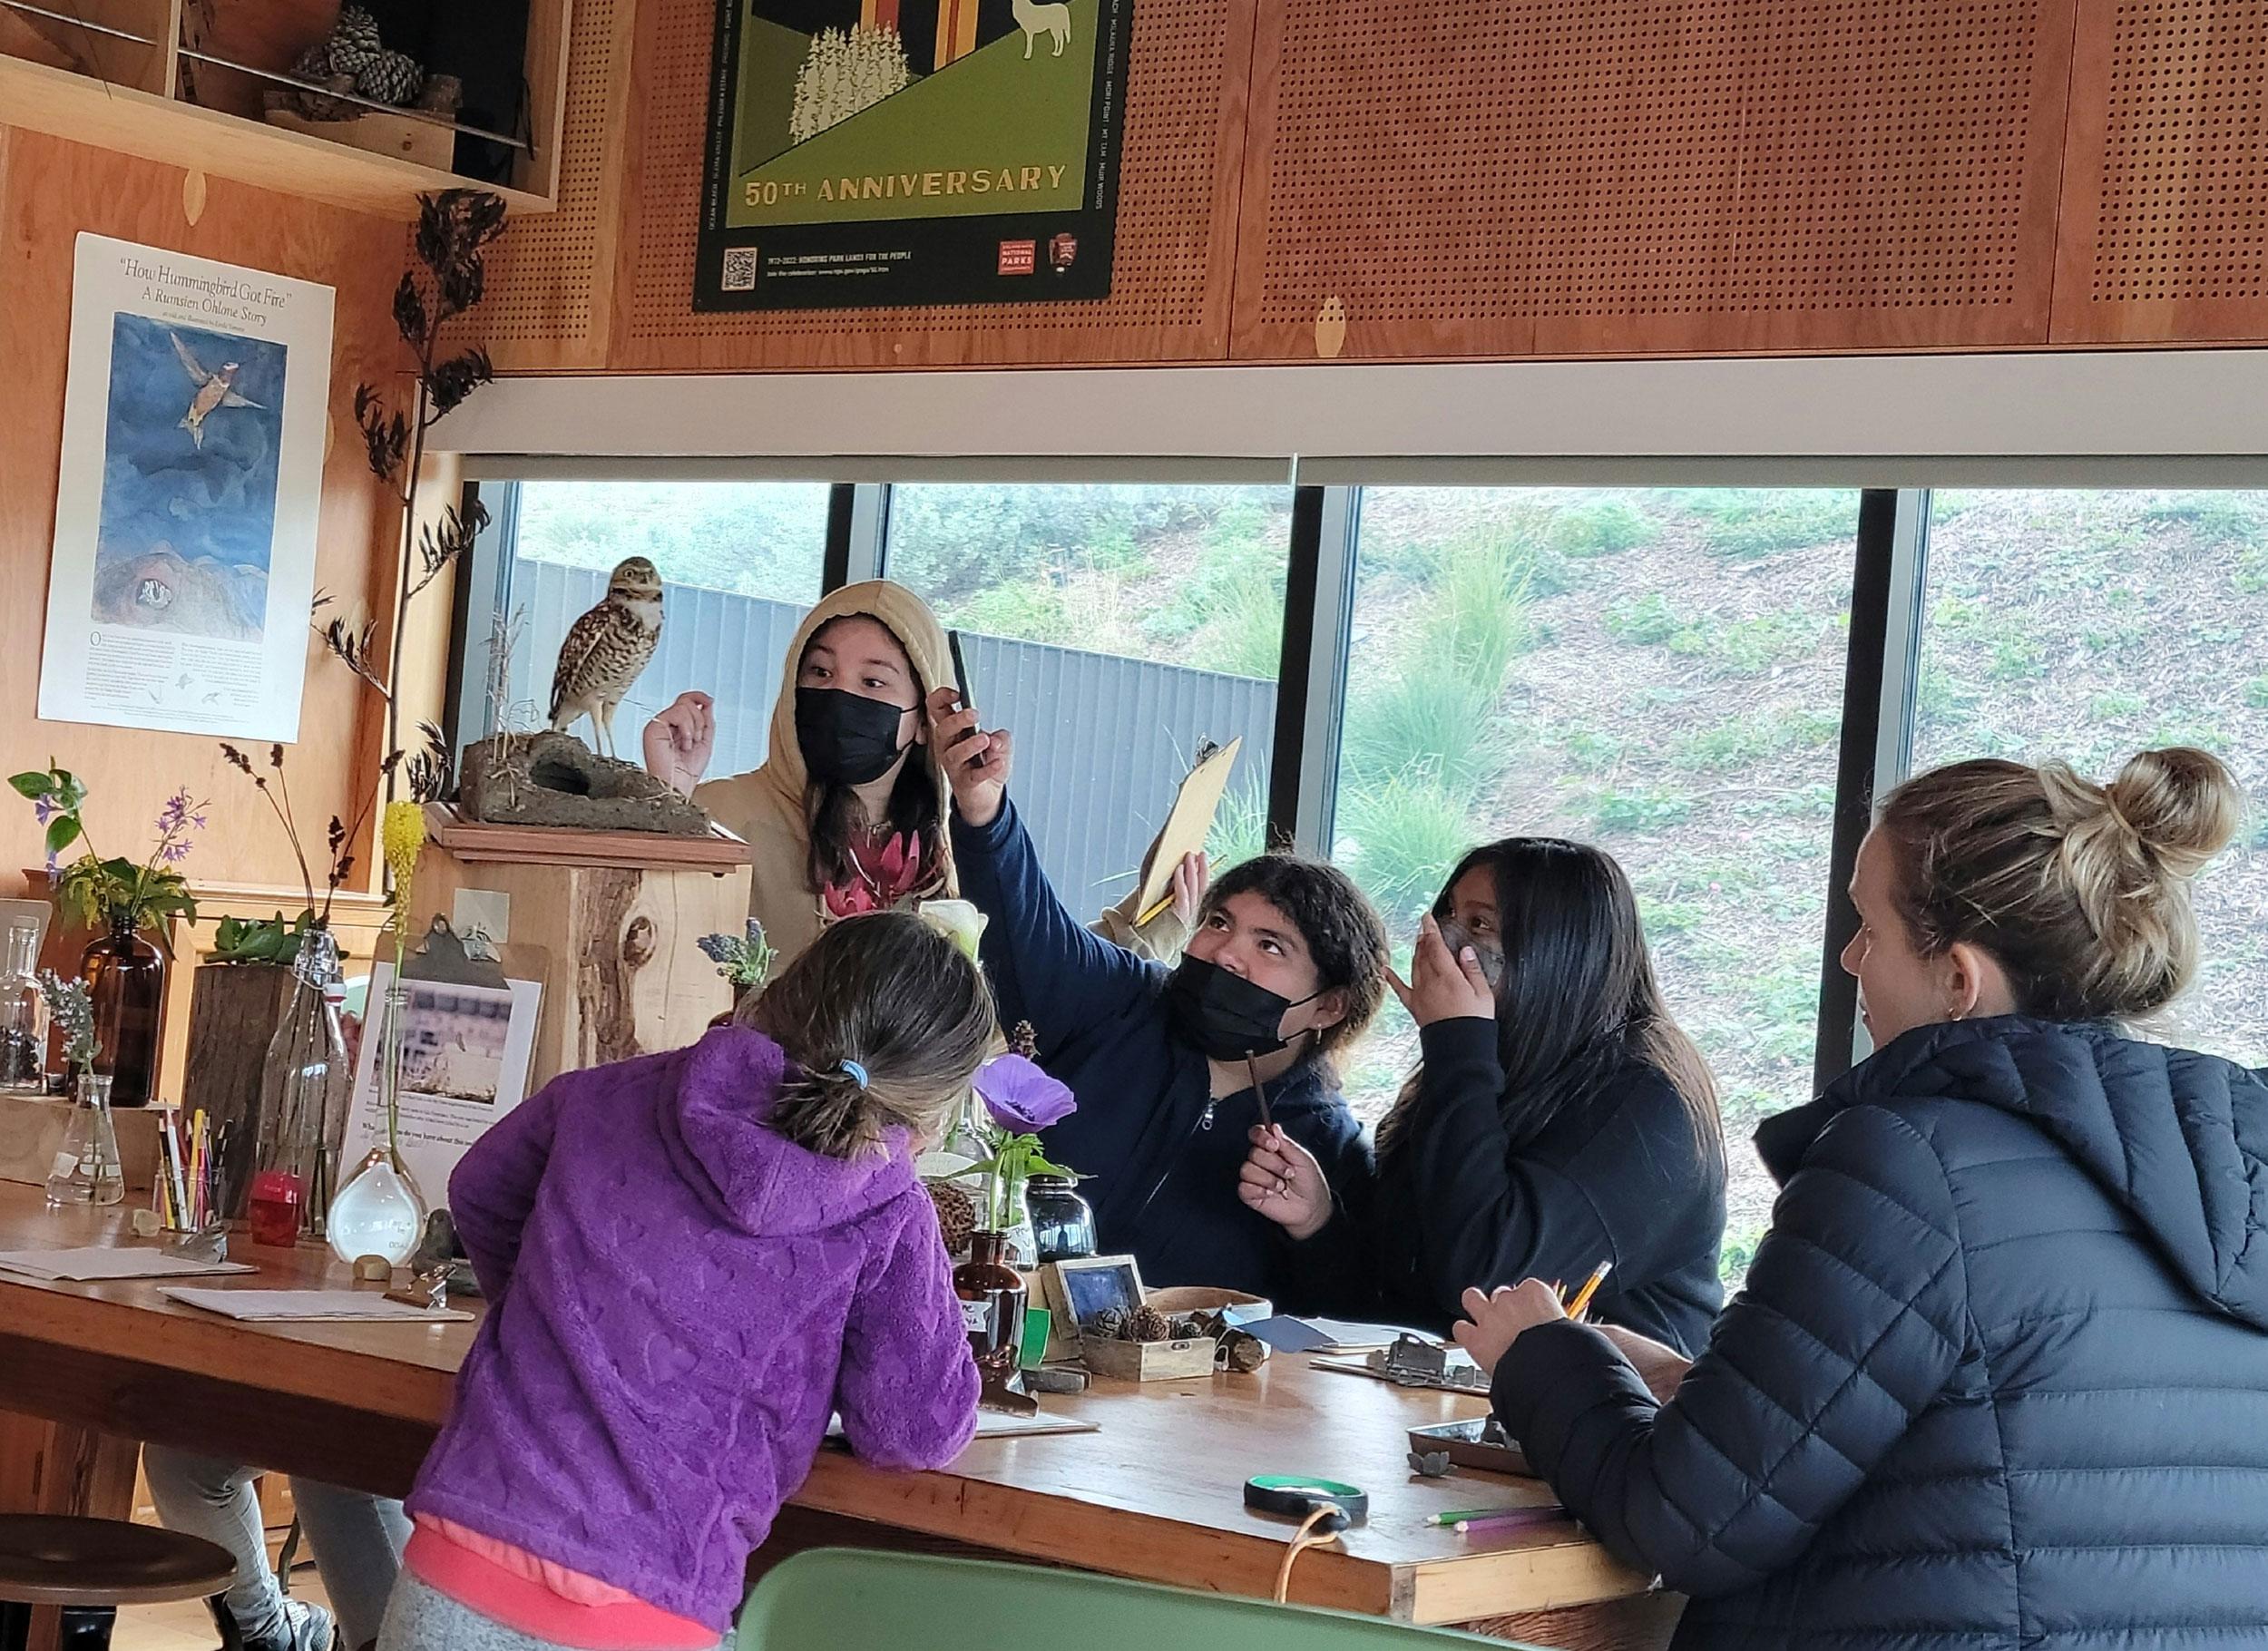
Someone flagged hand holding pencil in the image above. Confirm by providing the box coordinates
[1450,1257,1614,1378]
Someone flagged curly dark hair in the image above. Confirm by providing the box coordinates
[1200,855,1390,1058]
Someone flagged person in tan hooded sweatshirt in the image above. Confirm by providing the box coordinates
[643,580,1194,970]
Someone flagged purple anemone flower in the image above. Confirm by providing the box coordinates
[973,1053,1076,1134]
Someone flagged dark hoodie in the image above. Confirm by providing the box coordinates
[406,1027,979,1633]
[1491,1016,2268,1651]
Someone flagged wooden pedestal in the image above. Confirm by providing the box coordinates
[409,826,752,1088]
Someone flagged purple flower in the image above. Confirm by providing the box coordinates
[32,796,55,826]
[973,1053,1077,1134]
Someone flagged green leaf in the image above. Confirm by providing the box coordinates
[9,773,52,800]
[44,816,82,857]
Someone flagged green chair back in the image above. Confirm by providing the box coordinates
[734,1548,1529,1649]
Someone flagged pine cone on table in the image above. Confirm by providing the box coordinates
[1088,1306,1130,1343]
[1129,1304,1172,1344]
[926,1181,977,1255]
[327,5,383,71]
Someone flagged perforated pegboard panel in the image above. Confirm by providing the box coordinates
[1233,0,2076,360]
[483,0,628,371]
[2054,0,2268,341]
[595,0,1246,368]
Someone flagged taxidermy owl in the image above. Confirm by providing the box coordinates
[549,557,664,760]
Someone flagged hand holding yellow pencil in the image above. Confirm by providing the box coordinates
[1560,1260,1614,1324]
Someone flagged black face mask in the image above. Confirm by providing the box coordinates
[796,686,914,786]
[1163,954,1324,1061]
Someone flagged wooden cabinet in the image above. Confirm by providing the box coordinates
[0,0,570,218]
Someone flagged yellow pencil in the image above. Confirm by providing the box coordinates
[1564,1261,1613,1323]
[1134,891,1175,928]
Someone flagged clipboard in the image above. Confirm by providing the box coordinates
[1131,738,1243,925]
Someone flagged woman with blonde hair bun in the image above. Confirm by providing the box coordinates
[1451,747,2268,1651]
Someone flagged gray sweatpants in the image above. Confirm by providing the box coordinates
[377,1570,725,1651]
[142,1444,411,1651]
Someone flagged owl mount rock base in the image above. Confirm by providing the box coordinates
[457,730,712,837]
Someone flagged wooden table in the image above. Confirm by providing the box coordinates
[0,1186,1674,1648]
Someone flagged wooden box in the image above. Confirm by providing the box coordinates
[178,961,297,1150]
[1079,1331,1217,1383]
[1040,1257,1266,1383]
[0,1091,163,1195]
[407,815,753,1088]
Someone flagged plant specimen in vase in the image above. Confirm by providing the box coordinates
[10,763,205,940]
[317,189,508,800]
[696,919,777,990]
[38,971,98,1073]
[214,742,401,965]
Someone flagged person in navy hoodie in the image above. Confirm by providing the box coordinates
[1455,746,2268,1651]
[928,688,1389,1303]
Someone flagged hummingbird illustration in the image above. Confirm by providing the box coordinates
[170,333,265,451]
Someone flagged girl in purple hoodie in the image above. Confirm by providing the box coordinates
[377,911,993,1651]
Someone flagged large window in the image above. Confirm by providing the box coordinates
[886,484,1292,916]
[1331,488,1863,1263]
[1912,489,2268,1069]
[494,481,833,777]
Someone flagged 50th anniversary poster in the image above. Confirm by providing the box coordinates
[697,0,1131,309]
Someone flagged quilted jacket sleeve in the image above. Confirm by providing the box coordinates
[1490,1102,1969,1597]
[835,1199,982,1472]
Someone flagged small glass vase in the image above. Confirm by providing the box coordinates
[326,1147,428,1265]
[0,916,48,1095]
[81,910,164,1108]
[45,1072,124,1207]
[999,1177,1039,1271]
[324,979,427,1265]
[249,928,349,1242]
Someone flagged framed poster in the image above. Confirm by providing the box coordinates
[696,0,1133,310]
[38,234,333,741]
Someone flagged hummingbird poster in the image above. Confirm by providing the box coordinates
[694,0,1132,310]
[38,234,333,741]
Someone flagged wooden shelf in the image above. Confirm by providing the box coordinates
[0,0,568,220]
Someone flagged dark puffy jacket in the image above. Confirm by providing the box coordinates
[953,801,1366,1302]
[1491,1016,2268,1651]
[1285,1020,1725,1354]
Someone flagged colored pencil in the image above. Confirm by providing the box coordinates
[1564,1260,1614,1323]
[1426,1507,1524,1527]
[1455,1508,1562,1535]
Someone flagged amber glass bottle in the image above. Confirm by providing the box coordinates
[953,1229,1028,1374]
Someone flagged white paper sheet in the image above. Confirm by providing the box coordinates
[0,1246,257,1282]
[826,1411,1099,1443]
[161,1287,472,1323]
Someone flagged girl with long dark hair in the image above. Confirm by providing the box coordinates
[1243,837,1726,1353]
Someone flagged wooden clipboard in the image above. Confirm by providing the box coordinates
[1132,738,1242,925]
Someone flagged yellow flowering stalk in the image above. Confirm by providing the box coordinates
[376,798,427,1165]
[382,800,426,945]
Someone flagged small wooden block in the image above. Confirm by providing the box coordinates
[353,1255,392,1283]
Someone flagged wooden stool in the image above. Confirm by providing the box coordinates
[0,1513,234,1605]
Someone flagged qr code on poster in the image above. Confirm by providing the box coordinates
[721,248,759,291]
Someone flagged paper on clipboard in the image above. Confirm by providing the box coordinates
[1132,738,1243,917]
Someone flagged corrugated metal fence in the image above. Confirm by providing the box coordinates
[503,564,1277,914]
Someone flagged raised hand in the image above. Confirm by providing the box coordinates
[926,685,1011,827]
[1387,913,1496,1028]
[1237,1124,1332,1241]
[642,691,715,795]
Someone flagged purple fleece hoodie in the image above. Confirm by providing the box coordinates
[405,1025,980,1632]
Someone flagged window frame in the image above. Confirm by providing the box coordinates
[458,472,1954,1112]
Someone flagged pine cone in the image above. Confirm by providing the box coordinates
[355,49,424,107]
[1129,1304,1172,1343]
[1089,1306,1129,1343]
[328,5,383,71]
[925,1181,976,1255]
[1009,1021,1039,1060]
[1169,1316,1205,1342]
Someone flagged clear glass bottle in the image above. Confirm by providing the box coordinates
[0,917,47,1095]
[1025,1174,1098,1262]
[45,1071,123,1207]
[249,926,348,1242]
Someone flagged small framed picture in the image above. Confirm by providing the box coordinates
[1041,1253,1146,1335]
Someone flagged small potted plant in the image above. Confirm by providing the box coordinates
[12,763,204,1108]
[696,918,777,1014]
